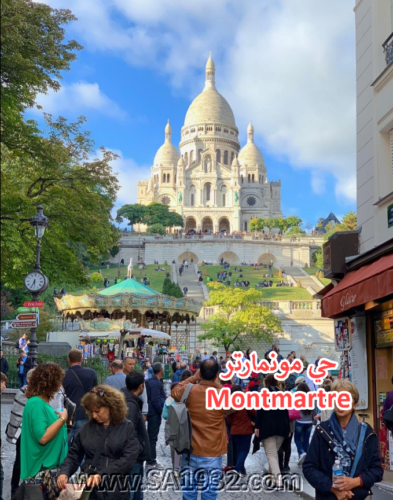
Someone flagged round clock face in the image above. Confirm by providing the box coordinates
[24,272,47,292]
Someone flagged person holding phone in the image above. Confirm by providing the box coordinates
[20,363,68,481]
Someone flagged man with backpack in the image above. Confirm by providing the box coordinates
[122,371,150,500]
[171,360,232,500]
[63,348,97,446]
[145,362,166,468]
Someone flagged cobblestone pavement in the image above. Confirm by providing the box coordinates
[1,403,301,499]
[2,403,392,499]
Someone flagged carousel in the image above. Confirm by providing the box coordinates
[54,268,202,359]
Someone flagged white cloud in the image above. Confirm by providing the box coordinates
[33,82,126,119]
[43,0,356,204]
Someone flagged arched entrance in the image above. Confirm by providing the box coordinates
[185,217,197,232]
[202,217,213,233]
[258,253,276,265]
[217,251,240,265]
[218,217,230,233]
[177,251,199,264]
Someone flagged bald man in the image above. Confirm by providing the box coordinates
[104,360,126,390]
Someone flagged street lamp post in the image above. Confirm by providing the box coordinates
[24,206,49,366]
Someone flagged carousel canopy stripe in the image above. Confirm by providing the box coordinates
[96,279,159,297]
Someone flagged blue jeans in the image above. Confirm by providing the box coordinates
[294,422,312,456]
[181,454,222,500]
[68,418,88,448]
[232,434,252,474]
[18,373,26,388]
[130,461,143,500]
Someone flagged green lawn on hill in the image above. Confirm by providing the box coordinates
[199,265,313,300]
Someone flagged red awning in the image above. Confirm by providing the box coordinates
[321,253,393,318]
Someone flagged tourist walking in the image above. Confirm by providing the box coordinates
[146,363,166,468]
[16,333,28,351]
[172,360,232,500]
[104,360,126,389]
[122,371,150,500]
[124,357,149,417]
[183,286,188,296]
[303,379,383,500]
[63,348,98,446]
[0,350,8,375]
[226,385,255,476]
[6,368,35,495]
[255,374,289,488]
[162,382,182,476]
[294,382,317,465]
[57,385,140,499]
[1,373,8,500]
[20,363,68,483]
[16,348,32,388]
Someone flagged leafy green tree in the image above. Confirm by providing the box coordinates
[109,245,120,258]
[145,203,184,228]
[286,226,306,236]
[147,224,166,236]
[285,216,303,228]
[117,204,147,226]
[162,277,183,298]
[1,117,120,288]
[1,0,82,150]
[198,282,282,351]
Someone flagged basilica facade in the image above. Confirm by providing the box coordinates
[137,55,282,233]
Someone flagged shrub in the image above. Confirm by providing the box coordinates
[147,224,166,236]
[90,272,104,283]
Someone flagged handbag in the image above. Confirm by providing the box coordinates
[288,409,301,420]
[61,391,76,431]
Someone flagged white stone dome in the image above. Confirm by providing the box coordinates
[154,120,180,166]
[183,55,236,129]
[238,121,265,168]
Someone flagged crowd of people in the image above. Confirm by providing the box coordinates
[0,344,388,500]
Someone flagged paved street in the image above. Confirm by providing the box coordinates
[2,401,392,499]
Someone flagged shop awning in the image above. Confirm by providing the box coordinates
[321,254,393,318]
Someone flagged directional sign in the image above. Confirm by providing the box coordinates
[11,320,37,329]
[23,301,44,308]
[17,307,39,313]
[16,313,37,321]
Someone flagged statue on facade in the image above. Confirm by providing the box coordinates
[178,191,182,203]
[234,190,239,204]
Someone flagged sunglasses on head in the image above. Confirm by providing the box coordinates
[90,388,106,397]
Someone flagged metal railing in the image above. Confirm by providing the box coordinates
[383,32,393,66]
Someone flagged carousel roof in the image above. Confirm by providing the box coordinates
[54,278,202,317]
[96,278,158,297]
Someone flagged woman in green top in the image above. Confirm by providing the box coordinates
[21,363,68,480]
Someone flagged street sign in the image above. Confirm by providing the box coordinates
[17,307,39,313]
[23,301,44,308]
[11,320,37,328]
[16,313,37,321]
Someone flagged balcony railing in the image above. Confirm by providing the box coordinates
[383,32,393,67]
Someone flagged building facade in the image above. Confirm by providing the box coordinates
[320,0,393,484]
[356,0,393,250]
[137,55,282,233]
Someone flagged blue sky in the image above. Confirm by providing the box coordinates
[31,0,357,227]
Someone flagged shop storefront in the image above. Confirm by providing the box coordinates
[319,238,393,483]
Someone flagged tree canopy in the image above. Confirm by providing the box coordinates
[1,0,120,289]
[117,202,184,229]
[249,216,303,233]
[198,282,282,351]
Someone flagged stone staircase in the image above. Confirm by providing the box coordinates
[282,266,324,294]
[176,264,205,303]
